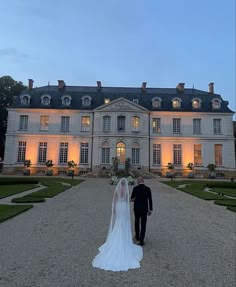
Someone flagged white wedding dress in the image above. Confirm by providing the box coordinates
[92,178,143,271]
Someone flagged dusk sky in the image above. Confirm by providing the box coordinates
[1,0,235,118]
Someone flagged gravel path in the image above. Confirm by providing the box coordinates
[0,178,235,287]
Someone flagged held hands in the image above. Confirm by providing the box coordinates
[147,210,152,216]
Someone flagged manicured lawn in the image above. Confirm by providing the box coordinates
[161,180,236,212]
[0,204,33,223]
[0,184,38,199]
[0,177,83,222]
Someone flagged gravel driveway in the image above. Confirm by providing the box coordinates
[0,178,235,287]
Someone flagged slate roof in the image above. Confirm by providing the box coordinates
[10,85,234,114]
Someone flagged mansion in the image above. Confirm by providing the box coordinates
[3,80,236,177]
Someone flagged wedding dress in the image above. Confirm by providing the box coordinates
[92,178,143,271]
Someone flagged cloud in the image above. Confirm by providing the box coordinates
[0,48,31,60]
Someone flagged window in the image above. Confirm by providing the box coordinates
[116,142,126,164]
[82,96,91,106]
[194,144,202,166]
[173,118,181,133]
[212,99,221,109]
[61,116,70,132]
[215,144,223,166]
[17,141,26,162]
[213,119,221,134]
[193,119,201,134]
[117,116,126,131]
[152,98,161,108]
[62,96,71,106]
[19,115,28,130]
[41,95,51,105]
[59,142,68,164]
[133,99,139,104]
[101,142,110,164]
[172,98,181,108]
[104,98,110,104]
[173,144,182,165]
[153,144,161,165]
[132,143,140,164]
[80,143,89,164]
[20,95,30,105]
[132,116,140,131]
[81,116,90,132]
[152,118,161,133]
[38,142,47,163]
[192,99,201,109]
[103,116,111,132]
[40,115,49,131]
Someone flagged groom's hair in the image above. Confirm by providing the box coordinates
[137,176,144,184]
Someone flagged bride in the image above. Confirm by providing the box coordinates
[92,177,143,271]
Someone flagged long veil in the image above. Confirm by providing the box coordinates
[106,177,132,242]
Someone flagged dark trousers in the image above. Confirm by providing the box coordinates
[134,210,147,242]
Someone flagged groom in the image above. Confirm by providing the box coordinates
[130,176,153,246]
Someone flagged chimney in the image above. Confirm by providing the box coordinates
[58,80,66,89]
[208,82,214,94]
[142,82,147,92]
[176,83,185,93]
[97,81,102,91]
[28,79,34,90]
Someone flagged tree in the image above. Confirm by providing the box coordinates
[0,76,26,159]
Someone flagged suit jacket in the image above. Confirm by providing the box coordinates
[131,184,153,213]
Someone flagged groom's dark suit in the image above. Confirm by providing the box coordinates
[131,181,153,245]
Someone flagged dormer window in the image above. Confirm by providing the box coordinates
[192,98,201,109]
[133,99,139,104]
[212,98,221,109]
[61,95,72,106]
[152,97,162,108]
[104,98,110,104]
[172,98,181,108]
[20,94,30,105]
[82,96,91,106]
[41,95,51,105]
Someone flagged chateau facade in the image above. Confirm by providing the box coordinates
[3,80,236,177]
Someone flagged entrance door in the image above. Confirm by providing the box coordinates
[116,142,126,168]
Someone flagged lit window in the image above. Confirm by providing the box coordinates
[194,144,202,166]
[81,116,90,132]
[172,98,181,108]
[215,144,223,166]
[132,116,140,131]
[104,98,110,104]
[40,115,49,131]
[152,118,161,133]
[192,99,201,109]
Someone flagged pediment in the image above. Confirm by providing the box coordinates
[94,97,147,112]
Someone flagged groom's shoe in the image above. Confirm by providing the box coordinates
[139,241,145,246]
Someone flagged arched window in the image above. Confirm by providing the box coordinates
[41,95,51,105]
[172,98,181,108]
[82,96,91,106]
[116,142,126,164]
[152,97,162,108]
[20,95,30,105]
[62,95,72,106]
[192,98,201,109]
[212,98,221,109]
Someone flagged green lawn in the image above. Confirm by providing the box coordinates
[0,177,83,222]
[0,204,33,223]
[161,180,236,212]
[0,184,38,199]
